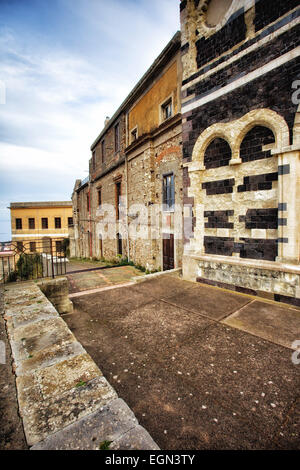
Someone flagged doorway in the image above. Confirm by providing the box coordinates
[163,233,174,271]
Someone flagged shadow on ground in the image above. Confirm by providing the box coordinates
[63,274,300,450]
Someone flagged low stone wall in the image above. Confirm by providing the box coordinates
[38,277,73,315]
[183,253,300,307]
[3,281,159,450]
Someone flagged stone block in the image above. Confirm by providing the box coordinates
[38,277,73,314]
[20,376,117,446]
[31,398,139,450]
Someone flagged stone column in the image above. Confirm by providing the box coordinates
[275,146,300,264]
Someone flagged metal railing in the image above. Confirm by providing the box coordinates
[0,238,69,284]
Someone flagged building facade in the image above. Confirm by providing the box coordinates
[180,0,300,305]
[10,201,73,253]
[72,32,183,271]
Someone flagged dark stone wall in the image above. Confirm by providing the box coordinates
[204,236,234,256]
[183,56,300,161]
[204,210,234,229]
[202,178,235,195]
[187,24,300,101]
[239,238,278,261]
[243,208,278,230]
[237,172,278,192]
[254,0,299,32]
[240,126,275,163]
[195,11,246,69]
[204,138,231,169]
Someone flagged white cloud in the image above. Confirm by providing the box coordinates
[0,0,180,240]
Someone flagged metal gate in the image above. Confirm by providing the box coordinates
[0,238,68,283]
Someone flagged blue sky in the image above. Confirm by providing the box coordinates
[0,0,180,241]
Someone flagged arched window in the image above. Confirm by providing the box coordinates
[204,137,231,169]
[240,126,275,163]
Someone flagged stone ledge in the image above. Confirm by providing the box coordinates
[31,398,158,450]
[187,252,300,274]
[3,281,159,450]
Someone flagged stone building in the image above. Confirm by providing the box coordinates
[72,32,183,271]
[180,0,300,305]
[10,201,73,254]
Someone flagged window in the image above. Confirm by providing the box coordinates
[92,150,96,170]
[17,241,23,252]
[29,242,36,252]
[115,123,120,152]
[28,218,35,229]
[161,98,172,121]
[98,189,102,207]
[87,193,90,212]
[163,173,175,210]
[115,181,121,220]
[16,218,22,230]
[101,139,105,162]
[56,240,62,252]
[68,217,73,227]
[55,217,61,229]
[131,128,138,143]
[117,233,122,256]
[42,218,48,229]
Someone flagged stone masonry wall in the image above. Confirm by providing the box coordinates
[180,0,300,302]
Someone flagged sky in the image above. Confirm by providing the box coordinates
[0,0,180,241]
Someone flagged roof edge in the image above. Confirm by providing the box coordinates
[91,30,181,151]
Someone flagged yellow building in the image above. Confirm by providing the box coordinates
[10,201,73,253]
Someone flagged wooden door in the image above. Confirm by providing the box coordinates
[163,233,174,271]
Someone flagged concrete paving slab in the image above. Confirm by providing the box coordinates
[19,376,118,446]
[31,398,138,450]
[161,283,251,320]
[127,275,193,300]
[223,300,300,349]
[116,299,213,358]
[67,278,300,449]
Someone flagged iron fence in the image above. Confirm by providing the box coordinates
[0,237,69,284]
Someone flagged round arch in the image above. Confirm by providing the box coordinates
[191,109,290,166]
[293,103,300,146]
[234,109,290,156]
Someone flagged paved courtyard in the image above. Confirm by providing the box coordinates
[63,273,300,450]
[66,261,143,294]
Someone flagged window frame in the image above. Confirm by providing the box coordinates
[16,218,22,230]
[41,217,48,229]
[114,122,120,153]
[160,95,173,124]
[101,139,105,163]
[130,126,138,144]
[115,180,122,220]
[98,188,102,207]
[162,172,175,212]
[28,218,35,230]
[29,241,36,252]
[54,217,61,229]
